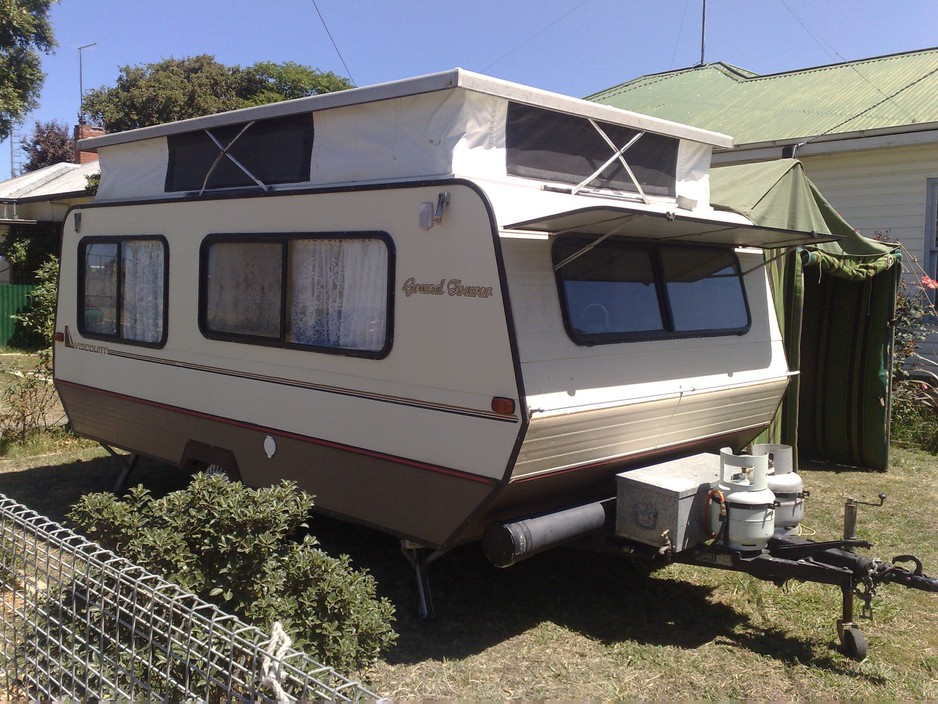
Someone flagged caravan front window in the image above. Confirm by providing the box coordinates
[78,237,167,347]
[200,233,393,358]
[554,237,750,344]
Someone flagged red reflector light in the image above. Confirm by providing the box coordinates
[54,332,65,343]
[491,397,516,415]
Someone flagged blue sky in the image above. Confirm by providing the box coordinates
[3,0,938,176]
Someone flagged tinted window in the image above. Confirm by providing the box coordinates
[166,114,313,192]
[554,237,749,344]
[506,103,679,197]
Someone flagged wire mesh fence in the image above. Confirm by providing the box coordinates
[0,493,378,701]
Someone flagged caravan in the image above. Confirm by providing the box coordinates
[54,69,826,562]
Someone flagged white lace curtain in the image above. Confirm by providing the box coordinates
[288,239,388,351]
[121,240,165,343]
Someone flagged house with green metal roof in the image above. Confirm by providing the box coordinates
[589,47,938,284]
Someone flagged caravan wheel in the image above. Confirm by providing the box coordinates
[205,464,236,481]
[181,440,242,483]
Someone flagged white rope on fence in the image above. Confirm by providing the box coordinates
[260,621,296,704]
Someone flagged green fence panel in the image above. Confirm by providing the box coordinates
[0,284,37,347]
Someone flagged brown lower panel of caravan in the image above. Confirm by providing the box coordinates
[456,425,764,545]
[55,381,498,548]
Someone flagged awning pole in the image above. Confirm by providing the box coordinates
[552,218,633,271]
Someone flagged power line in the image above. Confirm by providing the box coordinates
[794,62,938,154]
[779,0,918,122]
[310,0,356,86]
[482,0,592,72]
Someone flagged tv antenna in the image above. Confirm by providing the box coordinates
[78,43,96,124]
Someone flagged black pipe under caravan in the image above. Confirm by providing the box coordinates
[482,499,613,568]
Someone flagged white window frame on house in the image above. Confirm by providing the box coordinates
[927,178,938,289]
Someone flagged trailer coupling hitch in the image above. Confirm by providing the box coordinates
[870,554,938,593]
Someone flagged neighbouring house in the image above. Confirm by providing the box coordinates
[0,125,103,283]
[0,126,101,345]
[588,47,938,339]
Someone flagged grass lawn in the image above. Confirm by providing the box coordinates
[0,436,935,699]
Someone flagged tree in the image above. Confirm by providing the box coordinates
[20,118,74,171]
[82,55,353,132]
[0,0,56,141]
[235,61,354,107]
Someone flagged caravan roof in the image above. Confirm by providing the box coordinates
[82,68,734,151]
[80,69,735,206]
[79,68,839,250]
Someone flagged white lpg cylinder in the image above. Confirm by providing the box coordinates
[752,444,805,531]
[708,448,776,551]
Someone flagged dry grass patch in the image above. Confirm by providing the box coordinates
[0,435,935,698]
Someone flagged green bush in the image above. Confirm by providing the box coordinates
[1,256,60,444]
[67,474,397,673]
[12,256,59,347]
[890,281,938,451]
[0,349,57,445]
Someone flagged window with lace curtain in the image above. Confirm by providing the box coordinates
[200,233,392,358]
[78,237,167,346]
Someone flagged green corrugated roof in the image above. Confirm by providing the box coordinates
[588,48,938,146]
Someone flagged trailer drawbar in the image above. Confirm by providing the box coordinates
[480,446,937,661]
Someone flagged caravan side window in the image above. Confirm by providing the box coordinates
[200,233,393,358]
[78,236,168,347]
[553,237,750,344]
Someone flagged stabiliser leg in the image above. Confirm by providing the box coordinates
[103,444,140,494]
[401,541,436,619]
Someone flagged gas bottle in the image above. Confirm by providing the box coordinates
[708,448,776,551]
[752,443,805,532]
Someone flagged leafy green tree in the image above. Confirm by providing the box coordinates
[82,55,353,132]
[0,0,56,141]
[20,118,74,171]
[235,61,353,106]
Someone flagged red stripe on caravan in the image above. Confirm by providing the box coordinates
[57,380,496,486]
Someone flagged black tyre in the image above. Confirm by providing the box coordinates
[841,627,867,661]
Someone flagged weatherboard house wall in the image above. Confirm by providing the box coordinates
[798,145,933,263]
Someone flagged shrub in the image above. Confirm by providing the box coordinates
[0,349,57,444]
[67,474,397,673]
[0,256,60,444]
[12,256,59,347]
[890,280,938,451]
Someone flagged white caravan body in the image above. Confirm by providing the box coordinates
[54,70,829,550]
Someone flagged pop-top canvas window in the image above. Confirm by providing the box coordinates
[506,103,679,197]
[554,237,749,344]
[166,114,313,192]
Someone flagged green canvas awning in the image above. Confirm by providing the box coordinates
[711,159,900,470]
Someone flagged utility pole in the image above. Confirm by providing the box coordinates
[699,0,707,66]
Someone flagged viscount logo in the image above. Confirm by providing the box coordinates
[402,277,493,299]
[63,327,110,355]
